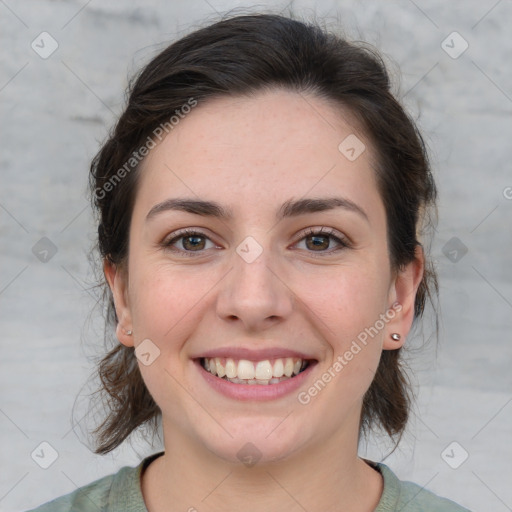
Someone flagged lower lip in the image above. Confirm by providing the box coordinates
[195,359,316,401]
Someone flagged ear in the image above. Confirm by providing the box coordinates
[103,258,134,348]
[383,245,425,350]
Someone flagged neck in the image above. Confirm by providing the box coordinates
[141,418,383,512]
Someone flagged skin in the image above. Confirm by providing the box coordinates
[105,89,424,512]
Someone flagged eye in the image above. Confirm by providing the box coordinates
[162,226,350,257]
[293,227,350,255]
[163,229,218,255]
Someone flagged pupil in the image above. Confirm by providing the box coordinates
[307,235,328,250]
[184,235,204,250]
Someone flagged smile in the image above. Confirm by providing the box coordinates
[201,357,310,385]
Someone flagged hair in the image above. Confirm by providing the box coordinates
[88,12,438,455]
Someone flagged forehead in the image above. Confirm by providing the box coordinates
[135,89,383,220]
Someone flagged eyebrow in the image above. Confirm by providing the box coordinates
[146,196,369,223]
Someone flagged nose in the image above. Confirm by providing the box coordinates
[215,240,294,332]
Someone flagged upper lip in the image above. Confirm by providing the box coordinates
[193,347,317,361]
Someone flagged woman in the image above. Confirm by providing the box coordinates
[28,12,471,512]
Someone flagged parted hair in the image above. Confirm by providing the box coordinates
[88,12,438,454]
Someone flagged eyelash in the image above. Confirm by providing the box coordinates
[162,227,351,258]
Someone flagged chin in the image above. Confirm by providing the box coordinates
[197,419,309,467]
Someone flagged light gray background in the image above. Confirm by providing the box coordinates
[1,1,511,511]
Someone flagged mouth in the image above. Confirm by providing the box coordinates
[199,356,312,385]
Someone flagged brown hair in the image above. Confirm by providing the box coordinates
[88,12,438,454]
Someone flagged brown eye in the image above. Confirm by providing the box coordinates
[163,229,216,255]
[181,234,206,251]
[295,227,349,254]
[305,234,331,251]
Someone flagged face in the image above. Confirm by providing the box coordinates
[106,89,423,465]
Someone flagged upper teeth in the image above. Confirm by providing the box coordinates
[203,357,306,380]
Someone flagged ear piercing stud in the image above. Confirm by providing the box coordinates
[391,333,401,341]
[126,330,133,336]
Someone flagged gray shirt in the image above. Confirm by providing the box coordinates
[26,452,471,511]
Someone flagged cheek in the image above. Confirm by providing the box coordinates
[298,263,390,343]
[294,264,389,399]
[128,259,216,345]
[127,262,210,410]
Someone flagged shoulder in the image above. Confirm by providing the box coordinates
[24,453,162,512]
[24,471,116,511]
[371,461,472,512]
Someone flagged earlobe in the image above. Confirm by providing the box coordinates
[383,245,425,350]
[103,259,135,348]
